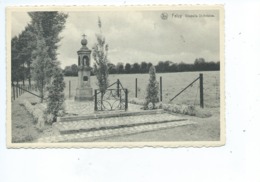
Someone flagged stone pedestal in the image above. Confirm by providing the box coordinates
[75,87,93,101]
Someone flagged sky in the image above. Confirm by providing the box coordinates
[11,10,220,68]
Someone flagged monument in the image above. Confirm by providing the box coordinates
[75,34,93,101]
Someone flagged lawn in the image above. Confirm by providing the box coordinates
[11,100,40,143]
[11,93,54,143]
[64,71,220,108]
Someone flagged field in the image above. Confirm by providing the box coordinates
[64,71,220,108]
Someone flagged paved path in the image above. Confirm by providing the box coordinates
[54,113,187,134]
[37,113,196,143]
[65,99,142,116]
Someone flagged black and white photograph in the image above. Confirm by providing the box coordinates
[7,6,224,147]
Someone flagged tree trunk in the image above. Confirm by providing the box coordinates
[40,80,44,103]
[101,92,104,110]
[22,63,25,86]
[28,63,31,87]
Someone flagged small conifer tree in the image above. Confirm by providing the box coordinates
[145,65,159,109]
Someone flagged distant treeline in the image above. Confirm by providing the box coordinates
[63,58,220,76]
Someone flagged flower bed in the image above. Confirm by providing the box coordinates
[159,103,196,116]
[129,97,211,117]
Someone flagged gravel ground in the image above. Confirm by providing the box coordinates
[92,108,220,142]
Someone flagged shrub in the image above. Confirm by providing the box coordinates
[162,103,196,116]
[145,66,159,109]
[128,97,209,117]
[46,67,65,123]
[46,113,55,124]
[37,116,45,130]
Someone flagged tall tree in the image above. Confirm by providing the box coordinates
[92,17,109,105]
[156,61,165,72]
[116,62,124,74]
[71,64,78,76]
[147,62,153,72]
[11,36,20,84]
[163,60,172,72]
[31,24,53,103]
[17,24,36,86]
[125,63,131,74]
[63,66,73,76]
[108,63,117,74]
[132,63,140,73]
[29,12,68,103]
[194,58,206,71]
[170,62,178,72]
[28,12,68,61]
[140,61,148,73]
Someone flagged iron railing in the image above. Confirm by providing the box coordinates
[94,79,128,111]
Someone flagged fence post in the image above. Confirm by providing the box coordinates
[119,89,122,109]
[13,85,15,100]
[16,85,18,98]
[117,79,120,97]
[135,78,137,98]
[94,89,97,111]
[125,89,128,111]
[199,73,204,108]
[18,84,21,96]
[160,76,162,102]
[69,80,71,98]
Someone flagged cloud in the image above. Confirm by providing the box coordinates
[11,10,220,68]
[11,12,31,37]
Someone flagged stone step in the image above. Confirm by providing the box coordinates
[54,113,187,134]
[57,109,165,122]
[38,119,196,143]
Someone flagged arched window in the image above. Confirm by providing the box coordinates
[83,56,89,66]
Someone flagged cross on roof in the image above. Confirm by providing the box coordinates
[82,34,86,39]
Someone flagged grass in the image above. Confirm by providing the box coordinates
[11,92,53,143]
[64,71,220,108]
[11,101,40,143]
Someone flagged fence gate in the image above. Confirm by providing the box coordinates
[94,79,128,111]
[169,73,204,108]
